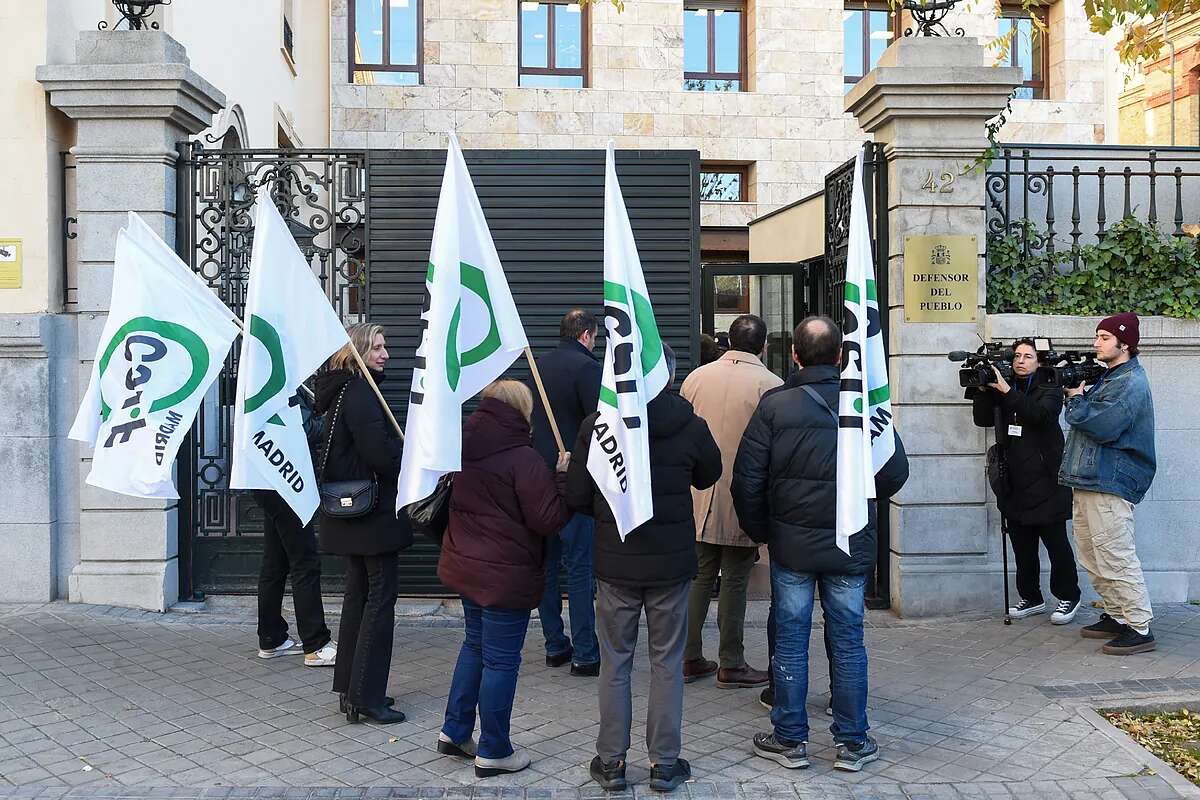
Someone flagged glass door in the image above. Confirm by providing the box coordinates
[700,262,808,380]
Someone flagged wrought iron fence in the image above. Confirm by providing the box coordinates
[822,141,888,332]
[176,142,369,595]
[986,145,1200,270]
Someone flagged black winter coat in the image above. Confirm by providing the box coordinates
[565,391,722,588]
[967,376,1072,525]
[731,365,909,576]
[530,339,603,468]
[313,369,413,556]
[439,398,569,610]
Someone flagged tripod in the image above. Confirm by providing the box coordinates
[993,401,1013,626]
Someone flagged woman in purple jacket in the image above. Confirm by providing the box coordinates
[436,379,570,777]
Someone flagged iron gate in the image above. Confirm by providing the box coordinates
[176,142,370,597]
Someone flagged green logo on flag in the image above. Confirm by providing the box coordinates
[442,261,501,392]
[243,315,288,425]
[98,316,208,421]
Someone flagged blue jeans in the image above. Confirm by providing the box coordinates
[442,599,531,759]
[539,513,599,665]
[770,563,869,747]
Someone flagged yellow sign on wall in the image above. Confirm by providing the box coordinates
[0,239,21,289]
[903,234,978,322]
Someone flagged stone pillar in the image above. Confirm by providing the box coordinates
[845,38,1020,617]
[37,32,224,612]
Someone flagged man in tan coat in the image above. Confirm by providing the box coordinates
[681,315,782,688]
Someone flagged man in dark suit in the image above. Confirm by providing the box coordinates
[530,309,603,675]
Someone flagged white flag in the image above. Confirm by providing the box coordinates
[587,142,669,541]
[230,186,351,524]
[836,150,896,555]
[68,227,239,499]
[396,134,529,510]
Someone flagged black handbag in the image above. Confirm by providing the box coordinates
[318,384,379,519]
[406,474,453,544]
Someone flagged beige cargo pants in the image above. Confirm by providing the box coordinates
[1071,489,1152,631]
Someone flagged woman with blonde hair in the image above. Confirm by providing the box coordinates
[435,379,571,776]
[313,322,411,724]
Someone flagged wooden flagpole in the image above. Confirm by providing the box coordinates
[524,347,565,455]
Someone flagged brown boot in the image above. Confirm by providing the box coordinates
[717,665,770,689]
[683,658,718,683]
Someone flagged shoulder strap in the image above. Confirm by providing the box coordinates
[319,384,350,482]
[800,384,839,425]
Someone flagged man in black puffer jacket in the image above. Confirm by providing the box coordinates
[732,316,908,774]
[566,344,721,793]
[967,338,1079,624]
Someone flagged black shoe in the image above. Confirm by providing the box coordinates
[346,704,406,724]
[339,692,394,714]
[1102,627,1156,655]
[571,661,600,677]
[649,757,690,792]
[834,736,880,772]
[589,755,627,791]
[1081,613,1127,640]
[752,732,809,769]
[546,648,573,668]
[758,687,773,711]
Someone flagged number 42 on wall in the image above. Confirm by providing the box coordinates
[922,170,956,193]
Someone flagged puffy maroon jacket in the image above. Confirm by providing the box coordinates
[438,397,569,609]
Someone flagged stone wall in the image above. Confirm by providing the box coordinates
[988,314,1200,606]
[328,0,1109,228]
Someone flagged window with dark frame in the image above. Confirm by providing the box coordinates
[700,164,748,202]
[683,1,746,92]
[349,0,423,86]
[842,1,897,92]
[999,5,1047,99]
[519,1,588,88]
[714,275,751,314]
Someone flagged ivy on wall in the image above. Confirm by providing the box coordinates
[987,218,1200,319]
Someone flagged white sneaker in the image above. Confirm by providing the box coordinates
[304,642,337,667]
[1051,599,1080,625]
[1008,600,1046,619]
[475,747,532,777]
[257,638,301,659]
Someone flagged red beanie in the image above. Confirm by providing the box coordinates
[1097,313,1139,348]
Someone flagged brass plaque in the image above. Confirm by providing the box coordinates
[903,234,977,322]
[0,239,20,289]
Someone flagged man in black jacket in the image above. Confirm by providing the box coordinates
[969,339,1080,623]
[530,309,604,675]
[732,316,908,774]
[566,345,722,793]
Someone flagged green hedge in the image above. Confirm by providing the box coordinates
[987,217,1200,319]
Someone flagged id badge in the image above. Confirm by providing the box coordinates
[1008,424,1023,438]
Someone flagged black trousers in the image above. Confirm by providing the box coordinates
[255,491,331,654]
[1008,520,1081,605]
[333,552,398,707]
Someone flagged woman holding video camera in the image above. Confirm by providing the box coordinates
[969,338,1081,624]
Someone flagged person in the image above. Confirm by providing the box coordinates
[732,316,908,773]
[968,339,1080,624]
[253,488,337,666]
[567,344,722,793]
[680,315,781,689]
[1059,313,1157,655]
[698,333,723,365]
[437,380,572,777]
[530,309,603,676]
[314,322,411,724]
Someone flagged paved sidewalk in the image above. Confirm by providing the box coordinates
[1,601,1199,799]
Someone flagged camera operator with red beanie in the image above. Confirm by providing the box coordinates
[1059,313,1158,655]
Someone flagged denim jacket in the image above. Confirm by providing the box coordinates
[1058,357,1156,504]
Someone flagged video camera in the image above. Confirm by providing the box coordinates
[947,343,1018,388]
[1037,350,1105,389]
